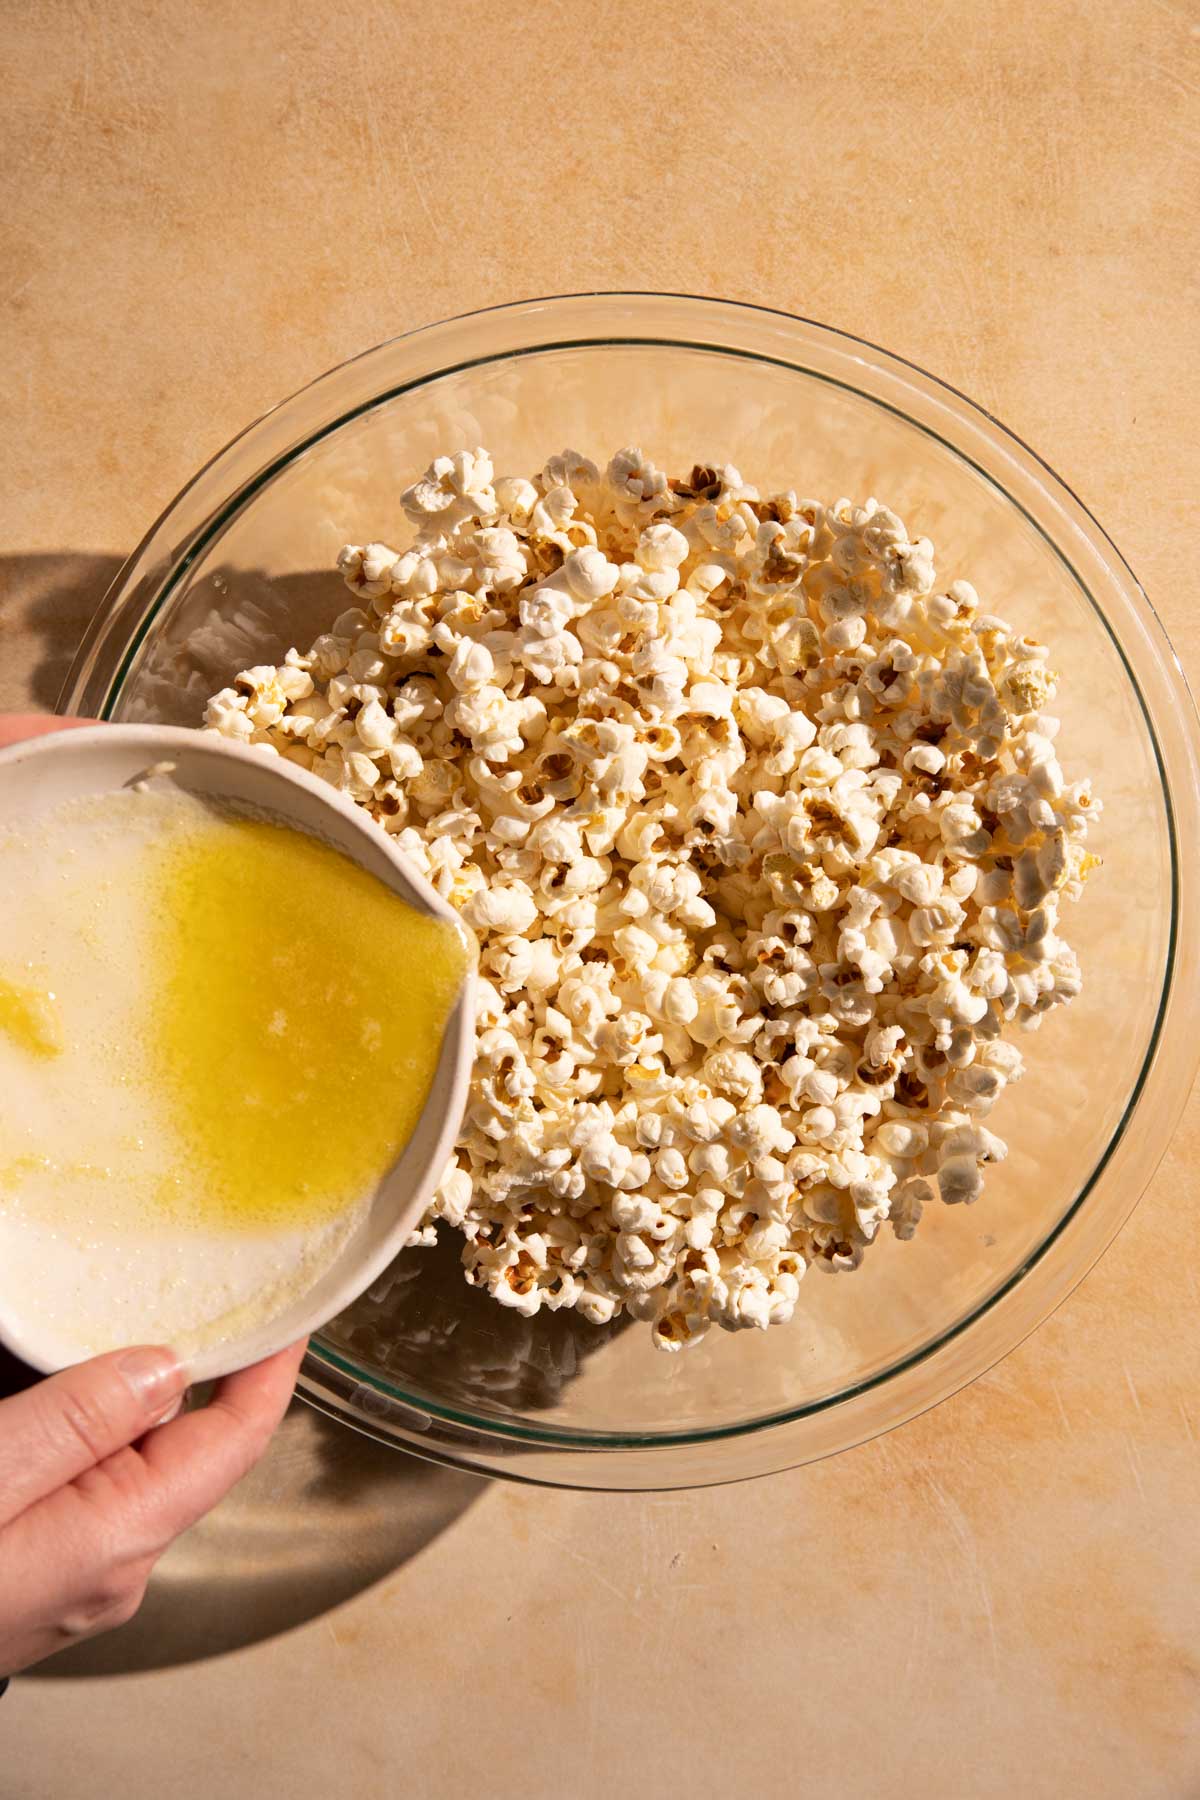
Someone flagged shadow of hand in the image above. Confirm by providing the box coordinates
[30,1397,485,1678]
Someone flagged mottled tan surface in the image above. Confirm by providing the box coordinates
[3,1,1200,1795]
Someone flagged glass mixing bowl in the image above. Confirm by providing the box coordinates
[63,294,1200,1489]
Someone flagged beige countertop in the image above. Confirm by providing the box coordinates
[3,2,1199,1794]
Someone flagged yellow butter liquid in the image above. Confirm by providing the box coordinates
[0,975,62,1060]
[148,817,470,1233]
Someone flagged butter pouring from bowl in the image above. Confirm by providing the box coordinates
[0,724,476,1383]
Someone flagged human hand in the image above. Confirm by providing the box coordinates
[0,712,93,750]
[0,1340,307,1675]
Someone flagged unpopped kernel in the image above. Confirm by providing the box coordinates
[205,447,1100,1351]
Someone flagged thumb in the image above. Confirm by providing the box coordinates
[0,1346,187,1527]
[0,715,95,750]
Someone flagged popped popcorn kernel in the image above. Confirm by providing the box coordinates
[206,445,1099,1352]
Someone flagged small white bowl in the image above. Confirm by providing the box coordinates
[0,724,476,1382]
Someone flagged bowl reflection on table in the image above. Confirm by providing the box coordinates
[62,294,1200,1489]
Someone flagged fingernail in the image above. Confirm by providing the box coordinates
[117,1347,188,1410]
[150,1396,184,1427]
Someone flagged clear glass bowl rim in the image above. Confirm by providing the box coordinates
[60,292,1200,1489]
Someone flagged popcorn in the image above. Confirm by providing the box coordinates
[205,448,1099,1353]
[401,449,497,529]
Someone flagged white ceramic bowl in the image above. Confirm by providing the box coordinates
[0,723,476,1382]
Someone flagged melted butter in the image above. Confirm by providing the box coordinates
[148,817,470,1233]
[0,1154,50,1195]
[0,975,62,1059]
